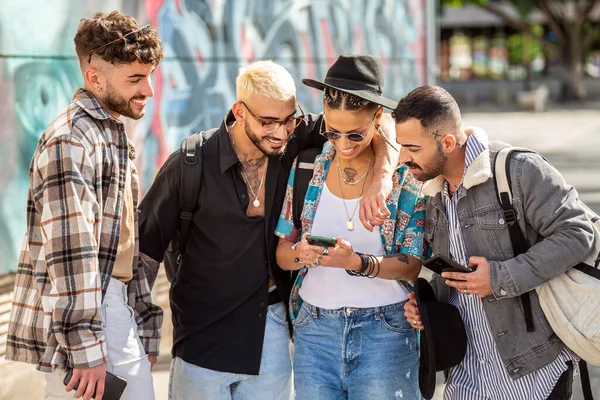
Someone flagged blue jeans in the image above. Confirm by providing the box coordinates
[169,302,292,400]
[293,299,421,400]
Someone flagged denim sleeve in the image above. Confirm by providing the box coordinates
[275,160,300,243]
[489,153,595,299]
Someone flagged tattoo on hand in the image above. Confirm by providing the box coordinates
[344,167,357,183]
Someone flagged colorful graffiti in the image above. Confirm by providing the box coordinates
[0,0,427,274]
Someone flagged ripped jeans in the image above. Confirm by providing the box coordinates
[292,299,421,400]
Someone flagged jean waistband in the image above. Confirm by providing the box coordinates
[106,277,128,299]
[301,299,407,317]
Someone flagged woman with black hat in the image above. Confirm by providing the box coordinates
[274,54,425,399]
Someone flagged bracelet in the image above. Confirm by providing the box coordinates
[346,253,380,278]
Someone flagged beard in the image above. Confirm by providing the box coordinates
[406,150,447,182]
[244,120,289,159]
[103,82,146,120]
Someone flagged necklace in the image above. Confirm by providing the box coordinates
[230,133,267,208]
[240,163,267,207]
[336,153,374,186]
[336,156,371,231]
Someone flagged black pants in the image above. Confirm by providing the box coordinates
[546,361,574,400]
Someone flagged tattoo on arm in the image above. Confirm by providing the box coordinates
[384,253,409,264]
[344,167,357,183]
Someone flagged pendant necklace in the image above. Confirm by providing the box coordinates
[241,164,267,207]
[337,156,373,231]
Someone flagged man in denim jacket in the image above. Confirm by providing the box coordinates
[397,86,594,399]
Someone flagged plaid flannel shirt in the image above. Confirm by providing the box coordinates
[6,88,162,372]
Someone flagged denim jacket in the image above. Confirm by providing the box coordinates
[424,128,594,380]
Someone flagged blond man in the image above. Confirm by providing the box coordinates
[138,60,398,399]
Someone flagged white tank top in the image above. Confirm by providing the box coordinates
[298,183,408,309]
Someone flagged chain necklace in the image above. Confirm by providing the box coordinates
[336,156,372,231]
[336,152,374,186]
[240,164,267,207]
[230,133,267,208]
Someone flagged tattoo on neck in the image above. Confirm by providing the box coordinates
[344,167,357,183]
[383,253,409,264]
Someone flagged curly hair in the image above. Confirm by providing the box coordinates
[74,11,163,66]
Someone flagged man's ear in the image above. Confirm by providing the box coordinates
[442,133,458,154]
[232,101,245,123]
[84,66,104,92]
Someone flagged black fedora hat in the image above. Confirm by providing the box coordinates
[302,53,397,109]
[415,278,467,400]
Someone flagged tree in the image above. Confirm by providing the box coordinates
[443,0,600,100]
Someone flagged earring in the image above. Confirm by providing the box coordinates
[97,87,101,93]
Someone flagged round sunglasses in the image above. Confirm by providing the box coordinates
[319,113,377,143]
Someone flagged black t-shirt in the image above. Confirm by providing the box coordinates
[138,111,324,375]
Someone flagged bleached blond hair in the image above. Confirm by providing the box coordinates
[236,60,296,102]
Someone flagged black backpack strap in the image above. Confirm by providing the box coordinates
[177,131,205,262]
[292,147,322,231]
[493,147,535,332]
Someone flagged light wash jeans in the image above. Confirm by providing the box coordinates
[293,299,421,400]
[169,301,292,400]
[44,278,154,400]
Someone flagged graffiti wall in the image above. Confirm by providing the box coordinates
[0,0,427,274]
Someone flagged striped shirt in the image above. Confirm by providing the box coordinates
[6,89,162,372]
[442,134,575,399]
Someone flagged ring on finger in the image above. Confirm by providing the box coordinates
[412,319,418,326]
[322,247,329,256]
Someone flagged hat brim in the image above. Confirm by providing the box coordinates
[302,78,398,110]
[415,279,438,400]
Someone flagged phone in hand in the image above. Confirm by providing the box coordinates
[63,368,127,400]
[423,255,473,275]
[306,235,337,247]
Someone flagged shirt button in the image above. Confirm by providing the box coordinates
[500,288,507,296]
[241,194,247,200]
[259,313,264,318]
[479,359,486,364]
[260,302,265,307]
[499,218,505,225]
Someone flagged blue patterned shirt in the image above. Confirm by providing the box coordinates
[275,142,426,319]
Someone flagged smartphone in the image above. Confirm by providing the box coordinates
[423,255,473,275]
[63,368,127,400]
[306,235,337,247]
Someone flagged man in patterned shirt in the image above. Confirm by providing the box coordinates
[6,11,164,400]
[398,86,594,399]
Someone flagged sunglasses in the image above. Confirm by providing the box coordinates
[320,110,379,142]
[88,25,151,64]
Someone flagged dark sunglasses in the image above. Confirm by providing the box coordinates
[88,25,151,63]
[320,110,379,142]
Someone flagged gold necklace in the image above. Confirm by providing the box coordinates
[336,156,371,231]
[336,153,374,186]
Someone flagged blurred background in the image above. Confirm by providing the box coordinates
[0,0,598,398]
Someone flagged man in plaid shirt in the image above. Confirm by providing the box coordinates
[6,11,164,400]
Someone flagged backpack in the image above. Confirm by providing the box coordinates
[292,147,322,230]
[163,129,216,282]
[494,147,600,400]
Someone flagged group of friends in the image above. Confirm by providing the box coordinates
[6,11,595,400]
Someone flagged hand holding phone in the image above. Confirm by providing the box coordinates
[423,255,472,275]
[64,367,127,400]
[306,235,337,247]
